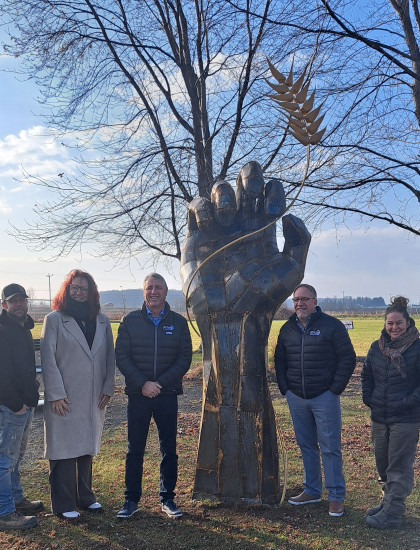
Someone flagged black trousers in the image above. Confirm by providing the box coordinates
[49,455,96,513]
[125,394,178,503]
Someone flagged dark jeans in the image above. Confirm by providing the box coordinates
[125,394,178,503]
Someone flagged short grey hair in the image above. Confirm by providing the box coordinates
[143,273,168,291]
[293,284,317,299]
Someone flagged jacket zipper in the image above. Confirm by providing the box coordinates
[300,330,306,398]
[150,308,169,382]
[153,324,158,380]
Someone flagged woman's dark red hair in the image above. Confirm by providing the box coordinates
[52,269,101,318]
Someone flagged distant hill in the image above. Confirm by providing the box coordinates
[100,288,185,310]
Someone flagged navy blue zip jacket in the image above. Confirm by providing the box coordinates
[115,302,192,396]
[275,306,356,399]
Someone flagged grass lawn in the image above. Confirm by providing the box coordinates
[32,316,396,359]
[6,380,420,549]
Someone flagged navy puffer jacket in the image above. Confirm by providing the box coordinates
[275,307,356,399]
[115,302,192,396]
[361,333,420,424]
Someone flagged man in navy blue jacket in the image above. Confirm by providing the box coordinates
[116,273,192,519]
[275,284,355,517]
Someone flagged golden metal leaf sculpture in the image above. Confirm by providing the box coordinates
[266,59,326,146]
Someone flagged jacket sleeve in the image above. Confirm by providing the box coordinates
[101,319,116,397]
[156,317,192,390]
[361,346,374,407]
[0,332,24,412]
[41,313,69,402]
[274,329,289,395]
[115,316,148,392]
[329,321,356,395]
[402,346,420,408]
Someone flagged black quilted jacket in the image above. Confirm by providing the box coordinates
[115,302,192,396]
[274,307,356,399]
[361,332,420,424]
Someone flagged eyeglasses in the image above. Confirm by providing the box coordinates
[292,297,313,303]
[69,284,89,294]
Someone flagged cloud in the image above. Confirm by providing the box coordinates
[0,126,74,180]
[0,199,12,214]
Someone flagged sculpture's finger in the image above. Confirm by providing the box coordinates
[264,178,286,218]
[211,181,236,227]
[187,197,214,233]
[235,161,265,211]
[282,214,311,266]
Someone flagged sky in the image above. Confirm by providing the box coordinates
[0,48,419,305]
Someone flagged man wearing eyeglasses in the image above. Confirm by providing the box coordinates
[0,284,44,530]
[275,284,355,517]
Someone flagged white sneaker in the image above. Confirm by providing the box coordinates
[61,511,80,519]
[87,502,102,511]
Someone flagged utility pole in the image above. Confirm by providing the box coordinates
[46,274,53,308]
[120,286,126,315]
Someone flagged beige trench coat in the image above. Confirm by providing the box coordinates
[41,311,115,460]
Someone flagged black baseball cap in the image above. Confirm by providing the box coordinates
[1,284,29,301]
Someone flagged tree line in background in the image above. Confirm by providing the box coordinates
[27,290,420,323]
[0,0,418,272]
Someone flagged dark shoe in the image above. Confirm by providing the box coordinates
[15,498,44,515]
[329,501,344,517]
[161,499,182,518]
[117,500,138,518]
[288,491,321,506]
[367,501,384,516]
[0,511,38,530]
[366,509,402,529]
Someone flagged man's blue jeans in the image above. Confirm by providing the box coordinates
[0,406,34,516]
[124,394,178,503]
[286,390,345,502]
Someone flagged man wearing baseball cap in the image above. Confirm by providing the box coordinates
[0,284,44,530]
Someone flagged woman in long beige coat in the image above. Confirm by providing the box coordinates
[41,269,115,519]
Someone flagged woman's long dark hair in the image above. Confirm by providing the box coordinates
[52,269,100,318]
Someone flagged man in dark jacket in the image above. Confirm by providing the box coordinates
[0,284,44,530]
[275,284,355,517]
[116,273,192,519]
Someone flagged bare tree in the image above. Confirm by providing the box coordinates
[0,0,418,268]
[1,0,297,261]
[301,0,420,236]
[236,0,420,235]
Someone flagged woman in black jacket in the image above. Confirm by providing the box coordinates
[361,296,420,529]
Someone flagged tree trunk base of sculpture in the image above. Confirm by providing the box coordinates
[192,492,280,506]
